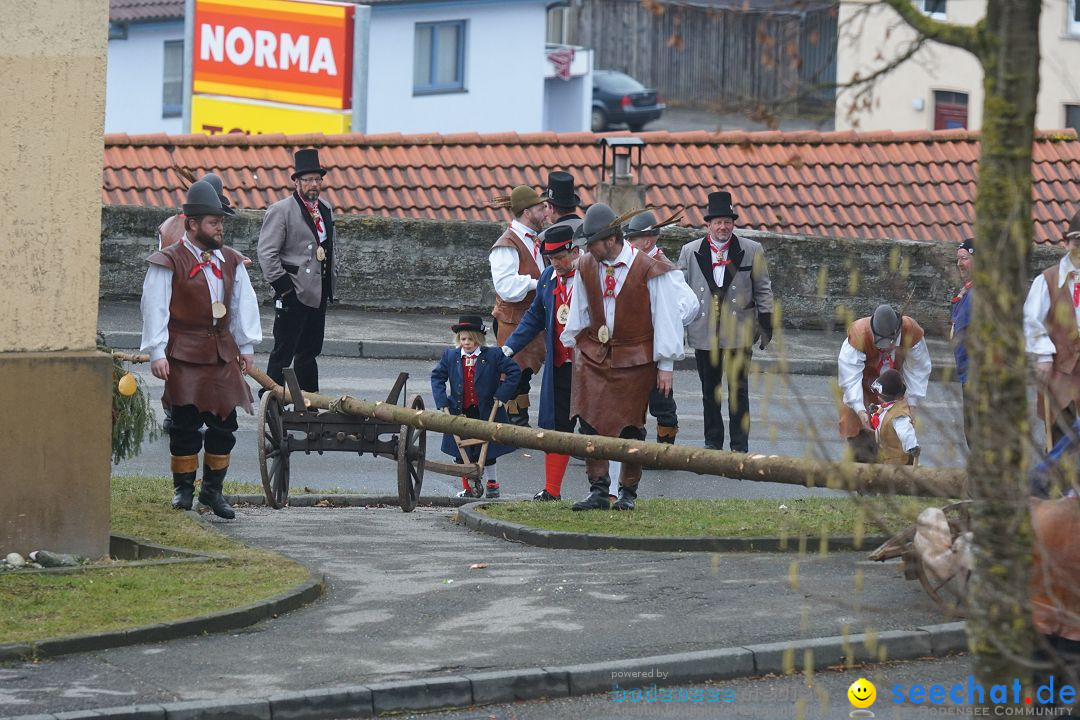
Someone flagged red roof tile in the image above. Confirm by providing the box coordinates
[102,129,1080,244]
[110,0,183,22]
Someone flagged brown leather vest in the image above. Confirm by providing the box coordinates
[576,251,666,369]
[876,398,913,464]
[1042,265,1080,374]
[1030,496,1080,641]
[147,243,242,365]
[158,214,185,249]
[848,316,925,393]
[491,228,541,325]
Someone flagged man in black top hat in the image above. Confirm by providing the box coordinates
[678,191,773,452]
[541,171,584,236]
[257,148,337,393]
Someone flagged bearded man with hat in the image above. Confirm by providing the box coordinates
[541,170,584,236]
[678,191,774,453]
[837,304,931,463]
[625,210,699,443]
[560,204,688,511]
[1025,210,1080,445]
[140,180,262,519]
[257,148,336,393]
[489,184,549,426]
[503,224,582,500]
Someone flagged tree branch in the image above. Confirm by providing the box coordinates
[878,0,984,56]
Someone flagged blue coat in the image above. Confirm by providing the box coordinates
[951,289,971,384]
[504,265,563,430]
[430,346,521,460]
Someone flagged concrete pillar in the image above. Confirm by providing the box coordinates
[0,1,112,557]
[595,182,647,216]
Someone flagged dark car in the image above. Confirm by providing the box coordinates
[591,70,665,132]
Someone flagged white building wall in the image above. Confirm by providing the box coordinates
[836,0,1080,132]
[365,0,547,134]
[105,21,185,134]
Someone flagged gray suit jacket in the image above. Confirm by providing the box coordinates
[257,193,336,309]
[677,233,773,350]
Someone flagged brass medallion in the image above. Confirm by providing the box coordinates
[211,301,227,319]
[597,325,611,344]
[556,304,570,325]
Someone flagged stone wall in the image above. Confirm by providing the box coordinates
[101,204,1062,336]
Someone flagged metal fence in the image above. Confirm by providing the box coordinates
[567,0,837,116]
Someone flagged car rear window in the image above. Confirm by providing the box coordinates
[596,72,646,93]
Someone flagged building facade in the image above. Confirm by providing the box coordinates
[836,0,1080,132]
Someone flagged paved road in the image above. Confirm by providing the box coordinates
[113,357,967,499]
[0,506,947,716]
[415,655,973,719]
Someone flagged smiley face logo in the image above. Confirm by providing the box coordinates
[848,678,877,708]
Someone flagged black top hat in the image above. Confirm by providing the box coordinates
[544,171,581,208]
[541,224,575,256]
[199,173,236,216]
[182,180,227,217]
[703,191,738,221]
[451,315,488,335]
[291,148,327,180]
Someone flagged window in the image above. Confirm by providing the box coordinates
[1067,104,1080,135]
[109,22,127,40]
[162,40,183,118]
[920,0,946,19]
[1070,0,1080,35]
[413,21,466,94]
[547,6,568,44]
[933,90,968,130]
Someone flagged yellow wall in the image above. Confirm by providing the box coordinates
[0,0,108,352]
[192,95,351,135]
[836,0,1080,132]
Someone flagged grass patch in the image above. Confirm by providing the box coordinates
[477,497,933,539]
[0,475,311,646]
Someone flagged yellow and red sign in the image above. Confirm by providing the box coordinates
[193,0,354,110]
[191,95,351,136]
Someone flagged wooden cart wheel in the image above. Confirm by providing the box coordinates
[258,392,291,509]
[397,394,427,512]
[916,557,970,618]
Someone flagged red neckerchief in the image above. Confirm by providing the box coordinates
[603,263,626,297]
[513,224,540,263]
[553,271,575,367]
[951,281,972,304]
[303,198,325,239]
[189,250,222,279]
[870,400,896,431]
[708,234,731,267]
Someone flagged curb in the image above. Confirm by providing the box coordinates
[0,572,325,663]
[226,494,509,508]
[5,623,966,719]
[101,330,957,379]
[456,502,890,553]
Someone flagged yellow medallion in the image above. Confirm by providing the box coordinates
[316,246,326,262]
[598,325,611,344]
[557,304,570,325]
[211,301,227,319]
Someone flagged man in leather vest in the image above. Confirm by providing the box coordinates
[560,204,688,511]
[1025,210,1080,445]
[140,181,262,519]
[837,304,931,463]
[490,185,548,426]
[258,149,336,393]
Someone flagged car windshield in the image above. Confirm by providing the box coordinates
[595,72,646,93]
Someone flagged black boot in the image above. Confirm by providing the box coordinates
[198,453,236,520]
[612,485,637,511]
[572,478,611,511]
[170,454,198,510]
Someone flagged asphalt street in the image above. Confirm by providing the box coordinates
[113,356,968,499]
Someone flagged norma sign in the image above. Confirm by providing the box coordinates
[192,95,350,135]
[193,0,355,110]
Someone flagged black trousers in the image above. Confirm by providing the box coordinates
[552,361,576,432]
[649,384,678,427]
[514,368,534,402]
[169,405,238,457]
[696,347,752,452]
[267,294,327,393]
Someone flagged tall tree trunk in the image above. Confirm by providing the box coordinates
[967,0,1041,693]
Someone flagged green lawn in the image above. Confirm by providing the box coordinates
[477,497,932,540]
[0,476,311,647]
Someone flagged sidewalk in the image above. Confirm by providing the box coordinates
[0,505,962,718]
[98,300,959,378]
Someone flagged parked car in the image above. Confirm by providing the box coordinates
[591,70,665,132]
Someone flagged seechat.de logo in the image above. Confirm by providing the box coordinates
[848,678,877,717]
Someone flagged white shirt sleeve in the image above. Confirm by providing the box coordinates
[892,415,919,452]
[1024,274,1055,362]
[837,339,866,412]
[140,264,172,362]
[559,270,588,349]
[490,247,537,302]
[671,268,700,326]
[649,270,688,372]
[228,262,263,355]
[901,339,931,407]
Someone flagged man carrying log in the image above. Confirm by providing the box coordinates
[140,181,262,519]
[560,204,688,511]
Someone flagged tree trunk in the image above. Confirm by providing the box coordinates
[966,0,1041,694]
[247,367,965,498]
